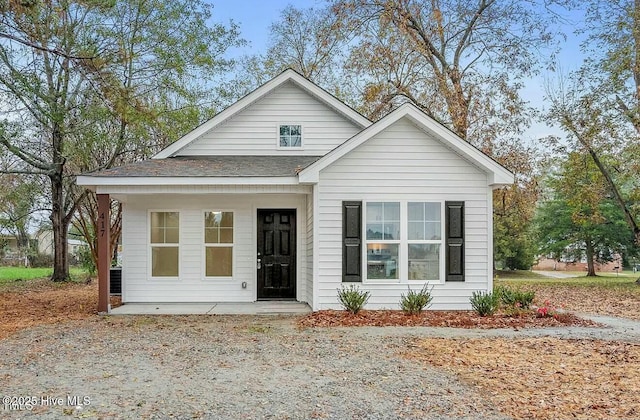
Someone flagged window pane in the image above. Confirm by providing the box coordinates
[164,227,179,243]
[205,211,222,227]
[152,247,178,277]
[150,227,164,244]
[219,228,233,243]
[408,244,440,280]
[366,224,383,240]
[221,212,233,227]
[408,202,424,220]
[408,222,424,240]
[279,125,301,147]
[425,222,441,240]
[367,202,383,221]
[164,212,179,228]
[206,247,233,277]
[384,222,400,240]
[425,203,441,221]
[150,212,163,229]
[366,243,398,280]
[385,202,400,221]
[205,228,218,244]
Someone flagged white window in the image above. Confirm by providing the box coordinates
[365,202,400,280]
[204,211,233,277]
[279,124,302,147]
[150,212,179,277]
[364,202,443,282]
[407,202,442,280]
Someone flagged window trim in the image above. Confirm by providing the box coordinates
[362,201,445,284]
[148,210,181,280]
[276,123,303,149]
[202,210,235,280]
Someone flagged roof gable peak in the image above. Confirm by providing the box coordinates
[153,69,371,159]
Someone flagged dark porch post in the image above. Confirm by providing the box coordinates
[97,193,111,313]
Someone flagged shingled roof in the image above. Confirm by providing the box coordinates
[85,156,322,178]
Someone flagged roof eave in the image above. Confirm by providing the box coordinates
[76,175,301,188]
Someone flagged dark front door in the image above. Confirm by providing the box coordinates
[257,209,296,299]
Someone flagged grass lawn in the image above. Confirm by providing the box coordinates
[495,270,640,319]
[0,266,89,285]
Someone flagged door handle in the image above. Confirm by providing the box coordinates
[257,258,262,270]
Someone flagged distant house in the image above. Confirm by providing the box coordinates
[0,234,19,253]
[77,69,514,312]
[36,230,87,260]
[533,255,623,272]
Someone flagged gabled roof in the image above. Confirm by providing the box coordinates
[153,69,372,159]
[298,103,515,187]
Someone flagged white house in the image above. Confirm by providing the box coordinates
[77,69,513,312]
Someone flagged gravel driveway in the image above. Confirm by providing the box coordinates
[3,313,639,419]
[1,315,508,420]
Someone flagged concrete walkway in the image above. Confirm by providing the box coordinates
[110,301,311,315]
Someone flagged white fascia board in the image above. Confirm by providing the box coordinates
[153,69,371,159]
[299,103,515,187]
[77,176,300,186]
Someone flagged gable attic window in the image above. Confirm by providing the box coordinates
[279,124,302,147]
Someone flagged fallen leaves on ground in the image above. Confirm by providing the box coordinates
[404,337,640,420]
[297,309,596,329]
[511,283,640,320]
[0,279,120,340]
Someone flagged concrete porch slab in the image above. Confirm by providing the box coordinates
[109,301,311,315]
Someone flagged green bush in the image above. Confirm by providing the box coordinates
[470,291,499,317]
[27,252,53,268]
[495,285,535,309]
[77,245,96,275]
[400,284,433,315]
[337,284,370,314]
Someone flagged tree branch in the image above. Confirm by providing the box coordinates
[0,31,95,61]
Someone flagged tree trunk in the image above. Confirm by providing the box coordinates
[50,173,69,282]
[585,238,597,277]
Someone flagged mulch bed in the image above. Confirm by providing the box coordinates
[297,309,598,329]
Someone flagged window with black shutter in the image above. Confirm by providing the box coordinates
[342,201,362,282]
[445,201,465,281]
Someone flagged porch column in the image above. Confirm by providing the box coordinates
[97,193,111,313]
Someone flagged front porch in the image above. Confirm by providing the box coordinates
[110,301,312,315]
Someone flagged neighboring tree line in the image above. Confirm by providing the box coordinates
[0,0,638,279]
[0,0,243,280]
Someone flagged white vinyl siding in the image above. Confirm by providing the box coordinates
[177,81,362,156]
[315,117,491,310]
[120,193,307,303]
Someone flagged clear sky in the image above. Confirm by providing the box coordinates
[208,0,586,142]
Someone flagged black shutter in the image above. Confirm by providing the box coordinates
[342,201,362,282]
[445,201,465,281]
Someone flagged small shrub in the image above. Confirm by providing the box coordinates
[400,284,433,315]
[536,300,558,318]
[28,253,53,268]
[470,291,499,317]
[337,285,370,314]
[77,245,96,275]
[495,285,535,309]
